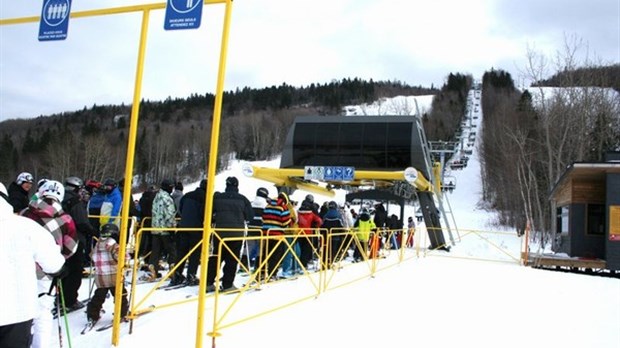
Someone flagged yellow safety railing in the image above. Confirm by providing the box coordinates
[86,218,522,347]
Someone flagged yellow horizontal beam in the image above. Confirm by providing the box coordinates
[243,164,434,195]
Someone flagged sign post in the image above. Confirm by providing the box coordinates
[164,0,203,30]
[38,0,72,41]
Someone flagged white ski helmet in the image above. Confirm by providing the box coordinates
[39,180,65,203]
[16,172,34,185]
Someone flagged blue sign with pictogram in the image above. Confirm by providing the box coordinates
[38,0,72,41]
[343,166,355,181]
[164,0,203,30]
[324,167,334,180]
[334,167,343,180]
[322,166,355,181]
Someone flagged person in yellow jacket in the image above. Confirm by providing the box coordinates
[353,207,376,261]
[281,198,299,278]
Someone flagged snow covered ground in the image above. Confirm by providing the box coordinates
[63,93,619,348]
[343,94,434,116]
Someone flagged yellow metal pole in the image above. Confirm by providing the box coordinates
[433,162,442,197]
[196,1,234,347]
[112,8,150,346]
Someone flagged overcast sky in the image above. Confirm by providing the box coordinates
[1,0,618,120]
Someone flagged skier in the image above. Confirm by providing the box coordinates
[85,223,129,329]
[61,176,96,312]
[20,180,78,348]
[246,187,270,279]
[261,191,293,281]
[0,182,65,348]
[320,201,344,269]
[353,207,376,261]
[206,176,253,292]
[296,198,322,270]
[170,179,207,286]
[149,179,177,280]
[99,178,122,227]
[7,171,34,213]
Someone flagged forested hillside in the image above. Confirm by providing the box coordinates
[0,78,438,186]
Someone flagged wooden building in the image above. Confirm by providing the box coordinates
[549,152,620,271]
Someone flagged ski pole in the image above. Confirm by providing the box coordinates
[55,284,63,348]
[87,259,96,302]
[57,280,73,348]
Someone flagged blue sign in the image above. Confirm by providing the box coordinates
[38,0,72,41]
[322,166,355,181]
[334,167,343,180]
[164,0,203,30]
[324,167,334,180]
[343,166,355,181]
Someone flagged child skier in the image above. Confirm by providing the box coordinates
[85,223,129,327]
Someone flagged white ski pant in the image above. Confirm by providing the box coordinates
[32,279,60,348]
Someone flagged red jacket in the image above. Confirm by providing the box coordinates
[297,209,322,235]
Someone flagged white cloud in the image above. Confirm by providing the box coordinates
[1,0,618,120]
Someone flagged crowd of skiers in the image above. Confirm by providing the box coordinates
[0,172,136,347]
[0,170,416,347]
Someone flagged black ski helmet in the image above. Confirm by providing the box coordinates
[160,179,174,193]
[226,176,239,187]
[64,176,84,190]
[100,223,120,238]
[256,187,269,199]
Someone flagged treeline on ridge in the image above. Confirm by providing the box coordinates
[0,78,439,187]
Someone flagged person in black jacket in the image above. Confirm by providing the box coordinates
[170,179,207,286]
[7,172,34,213]
[205,176,253,293]
[61,176,96,311]
[137,185,157,265]
[320,201,344,270]
[242,187,269,274]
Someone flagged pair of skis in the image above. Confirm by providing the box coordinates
[80,305,155,334]
[156,282,189,291]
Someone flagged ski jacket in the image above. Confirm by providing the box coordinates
[91,236,126,288]
[99,187,122,227]
[20,199,78,280]
[138,190,156,227]
[63,189,96,238]
[212,187,253,238]
[7,181,30,213]
[354,212,376,242]
[373,204,388,228]
[0,197,65,326]
[321,208,344,235]
[248,195,268,236]
[152,189,177,235]
[262,195,292,236]
[178,187,206,229]
[297,203,322,235]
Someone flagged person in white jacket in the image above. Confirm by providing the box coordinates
[0,182,65,348]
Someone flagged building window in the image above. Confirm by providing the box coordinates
[586,204,605,236]
[556,206,569,235]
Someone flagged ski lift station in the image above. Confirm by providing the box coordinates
[244,115,456,251]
